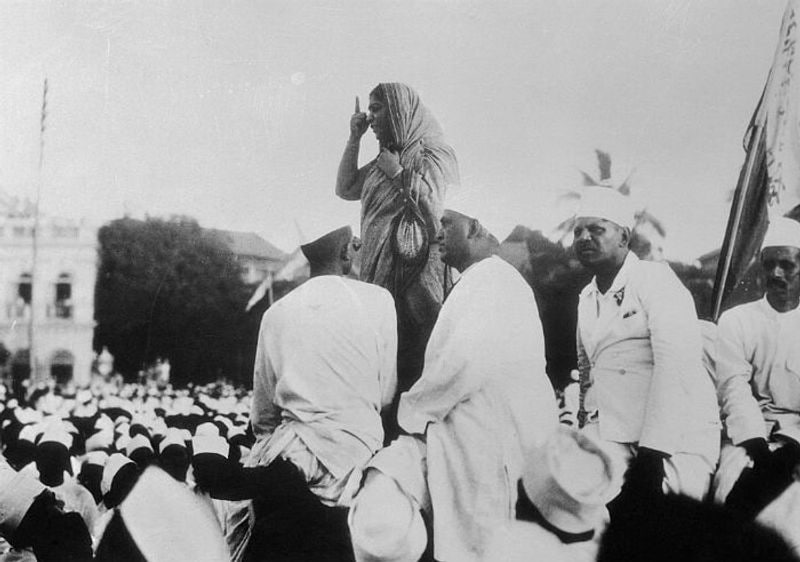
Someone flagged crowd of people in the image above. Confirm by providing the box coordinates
[0,81,799,561]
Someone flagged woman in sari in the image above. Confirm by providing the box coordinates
[336,83,459,434]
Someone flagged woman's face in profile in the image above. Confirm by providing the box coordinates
[368,93,391,146]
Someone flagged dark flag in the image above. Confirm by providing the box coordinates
[712,0,800,320]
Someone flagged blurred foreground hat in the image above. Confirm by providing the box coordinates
[0,465,46,537]
[522,426,622,535]
[763,217,800,251]
[349,472,427,562]
[96,467,228,562]
[575,186,636,230]
[100,453,139,509]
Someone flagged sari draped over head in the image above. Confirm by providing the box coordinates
[360,83,460,327]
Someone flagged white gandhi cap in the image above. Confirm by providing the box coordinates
[575,186,636,230]
[763,217,800,250]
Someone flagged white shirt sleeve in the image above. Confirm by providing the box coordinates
[378,295,398,410]
[715,311,767,443]
[249,317,282,439]
[638,266,713,454]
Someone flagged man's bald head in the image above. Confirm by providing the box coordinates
[437,209,498,272]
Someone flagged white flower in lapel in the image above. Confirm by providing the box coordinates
[613,288,625,306]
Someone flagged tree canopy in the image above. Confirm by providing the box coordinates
[94,216,250,385]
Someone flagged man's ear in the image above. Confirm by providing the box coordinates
[339,242,350,263]
[467,218,482,239]
[619,226,631,248]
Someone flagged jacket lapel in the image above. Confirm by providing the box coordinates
[589,286,626,359]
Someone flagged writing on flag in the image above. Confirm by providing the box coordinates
[765,0,800,216]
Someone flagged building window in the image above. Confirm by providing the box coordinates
[54,273,72,319]
[50,349,74,385]
[18,273,31,305]
[9,273,32,319]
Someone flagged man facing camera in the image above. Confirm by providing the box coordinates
[573,186,720,510]
[713,217,800,516]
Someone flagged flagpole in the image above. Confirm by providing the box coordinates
[29,78,48,385]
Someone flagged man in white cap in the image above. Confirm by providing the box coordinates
[0,463,93,561]
[713,216,800,514]
[349,206,559,562]
[572,186,720,508]
[225,218,398,560]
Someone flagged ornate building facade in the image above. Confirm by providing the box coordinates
[0,197,97,387]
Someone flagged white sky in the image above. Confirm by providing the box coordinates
[0,0,788,261]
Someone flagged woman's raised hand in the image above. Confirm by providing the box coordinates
[350,96,369,140]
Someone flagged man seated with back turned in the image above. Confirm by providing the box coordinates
[573,186,720,515]
[348,205,559,562]
[713,216,800,517]
[208,221,397,561]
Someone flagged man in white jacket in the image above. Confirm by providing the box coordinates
[713,217,800,513]
[348,208,559,562]
[573,186,720,505]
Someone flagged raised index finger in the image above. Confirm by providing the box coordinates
[355,96,360,113]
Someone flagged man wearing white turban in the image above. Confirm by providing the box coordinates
[573,187,720,511]
[713,217,800,515]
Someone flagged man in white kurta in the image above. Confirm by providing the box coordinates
[713,217,800,508]
[248,268,397,504]
[349,209,559,562]
[717,297,800,440]
[225,224,397,560]
[574,187,719,502]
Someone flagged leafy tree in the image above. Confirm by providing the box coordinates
[94,216,250,385]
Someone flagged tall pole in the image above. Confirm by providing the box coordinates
[29,78,47,385]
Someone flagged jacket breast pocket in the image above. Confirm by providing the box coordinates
[616,309,648,340]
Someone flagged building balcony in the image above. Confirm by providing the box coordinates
[7,302,30,321]
[47,302,73,320]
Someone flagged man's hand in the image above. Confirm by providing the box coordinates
[192,452,236,494]
[609,446,669,520]
[628,447,669,497]
[740,437,771,468]
[349,96,369,141]
[376,148,402,180]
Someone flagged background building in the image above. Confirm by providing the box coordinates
[208,229,286,285]
[0,195,97,388]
